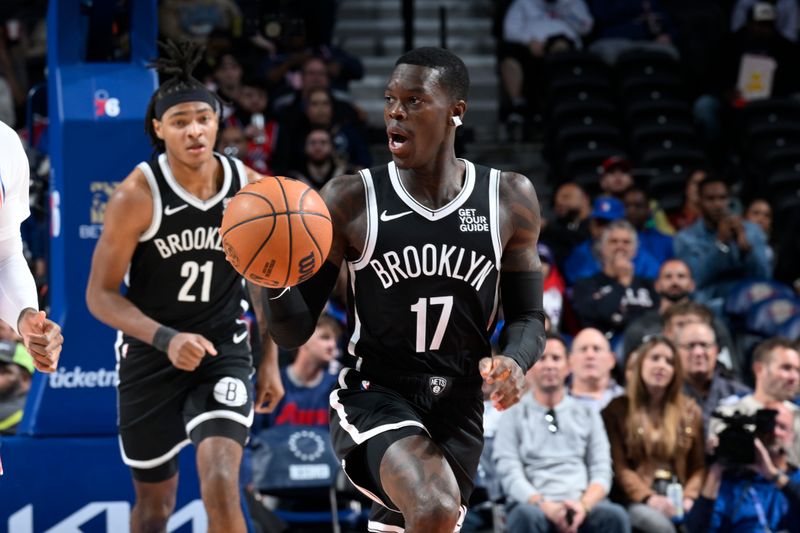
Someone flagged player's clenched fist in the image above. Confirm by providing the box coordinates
[18,309,63,373]
[167,333,217,371]
[479,355,526,411]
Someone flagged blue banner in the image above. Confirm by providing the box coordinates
[0,436,204,532]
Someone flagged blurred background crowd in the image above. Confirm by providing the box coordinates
[2,0,800,532]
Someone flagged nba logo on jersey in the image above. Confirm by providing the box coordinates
[429,377,447,395]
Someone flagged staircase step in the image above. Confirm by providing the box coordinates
[350,75,498,102]
[336,17,492,39]
[338,0,492,20]
[339,34,496,57]
[360,54,497,78]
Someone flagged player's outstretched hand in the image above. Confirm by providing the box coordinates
[167,333,217,371]
[479,355,525,411]
[255,355,285,414]
[18,309,63,373]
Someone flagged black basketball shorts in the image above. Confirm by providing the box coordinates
[329,366,484,532]
[117,332,253,482]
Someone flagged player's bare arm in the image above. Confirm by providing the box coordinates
[246,278,284,413]
[86,168,217,371]
[86,168,156,339]
[498,171,543,273]
[264,172,366,348]
[479,171,546,410]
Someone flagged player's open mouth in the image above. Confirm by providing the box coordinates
[188,144,205,153]
[388,131,410,154]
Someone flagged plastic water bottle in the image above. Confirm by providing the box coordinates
[250,113,266,145]
[666,476,684,522]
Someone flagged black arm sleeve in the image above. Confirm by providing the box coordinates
[499,271,546,373]
[264,261,340,348]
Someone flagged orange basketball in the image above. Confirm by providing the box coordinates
[220,176,333,288]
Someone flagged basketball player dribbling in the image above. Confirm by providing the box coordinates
[85,42,283,533]
[265,47,547,532]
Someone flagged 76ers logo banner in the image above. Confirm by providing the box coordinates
[429,376,447,396]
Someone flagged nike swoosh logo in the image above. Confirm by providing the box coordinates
[164,204,188,216]
[380,210,413,222]
[232,330,248,344]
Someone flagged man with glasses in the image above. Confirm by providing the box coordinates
[677,321,750,428]
[494,334,630,533]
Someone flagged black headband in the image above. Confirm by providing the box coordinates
[154,88,219,119]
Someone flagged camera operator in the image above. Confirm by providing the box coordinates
[710,338,800,462]
[686,401,800,532]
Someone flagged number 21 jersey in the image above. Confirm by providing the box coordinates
[124,153,248,343]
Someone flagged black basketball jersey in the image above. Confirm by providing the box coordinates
[346,160,502,378]
[124,152,249,344]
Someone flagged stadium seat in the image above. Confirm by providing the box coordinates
[765,149,800,175]
[743,98,800,131]
[772,195,800,229]
[555,124,625,161]
[548,76,613,101]
[746,296,800,337]
[550,99,617,126]
[620,75,685,106]
[765,171,800,205]
[777,314,800,341]
[724,279,796,323]
[615,48,682,80]
[544,50,611,85]
[763,146,800,176]
[251,425,365,532]
[630,123,698,157]
[561,147,626,180]
[624,99,693,129]
[744,123,800,164]
[647,172,687,213]
[639,146,707,170]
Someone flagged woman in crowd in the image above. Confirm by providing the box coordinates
[602,337,705,532]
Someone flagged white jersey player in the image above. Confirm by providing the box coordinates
[0,120,62,372]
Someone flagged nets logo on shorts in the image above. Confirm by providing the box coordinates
[429,376,448,395]
[213,377,248,407]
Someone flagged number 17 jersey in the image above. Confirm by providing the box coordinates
[346,160,502,378]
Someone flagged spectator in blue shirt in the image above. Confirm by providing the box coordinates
[674,176,771,306]
[261,314,341,429]
[565,197,660,284]
[686,401,800,532]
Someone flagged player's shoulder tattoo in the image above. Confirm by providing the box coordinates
[321,173,367,224]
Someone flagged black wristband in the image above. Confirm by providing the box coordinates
[152,326,179,353]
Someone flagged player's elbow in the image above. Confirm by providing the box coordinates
[85,283,106,321]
